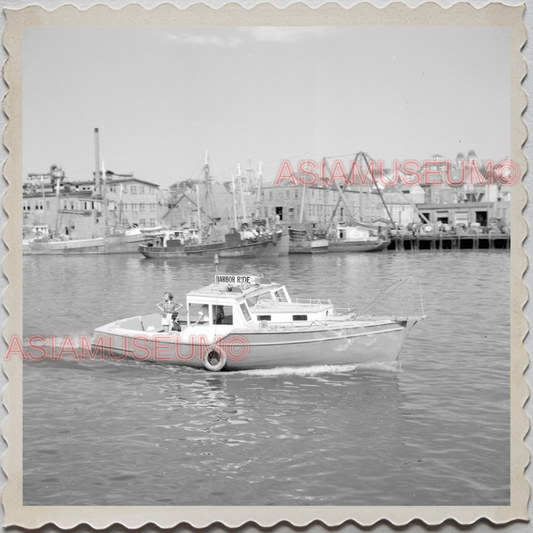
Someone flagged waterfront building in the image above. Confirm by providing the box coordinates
[22,166,161,240]
[416,153,510,228]
[257,182,386,227]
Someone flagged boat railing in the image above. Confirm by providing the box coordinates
[292,298,332,306]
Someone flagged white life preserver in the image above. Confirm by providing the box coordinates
[203,349,227,372]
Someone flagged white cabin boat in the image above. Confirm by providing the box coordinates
[92,274,423,371]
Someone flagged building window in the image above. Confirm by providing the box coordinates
[36,200,44,210]
[22,201,28,211]
[140,218,146,226]
[149,187,155,194]
[150,204,156,212]
[139,186,145,194]
[139,203,145,211]
[123,203,128,211]
[131,185,137,194]
[132,203,138,212]
[150,218,157,226]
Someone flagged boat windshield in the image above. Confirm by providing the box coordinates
[246,291,275,307]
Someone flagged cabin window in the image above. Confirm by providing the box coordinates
[214,305,233,325]
[240,303,252,322]
[188,303,211,326]
[257,315,271,321]
[274,289,288,302]
[293,315,307,321]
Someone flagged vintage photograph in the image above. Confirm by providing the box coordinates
[1,2,528,529]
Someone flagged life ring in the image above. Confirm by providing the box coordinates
[203,349,227,372]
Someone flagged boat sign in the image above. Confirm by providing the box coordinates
[215,274,258,285]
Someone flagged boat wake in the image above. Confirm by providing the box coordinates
[238,361,402,377]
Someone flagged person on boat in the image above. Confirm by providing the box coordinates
[157,292,182,333]
[170,311,182,332]
[215,305,225,325]
[194,304,209,326]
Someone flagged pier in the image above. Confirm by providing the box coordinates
[388,233,510,251]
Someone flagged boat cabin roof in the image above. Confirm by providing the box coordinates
[186,279,284,304]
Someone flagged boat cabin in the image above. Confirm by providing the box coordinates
[337,224,378,242]
[185,274,335,329]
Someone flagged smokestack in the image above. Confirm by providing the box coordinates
[94,128,101,196]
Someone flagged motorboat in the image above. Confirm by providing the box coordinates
[92,274,424,371]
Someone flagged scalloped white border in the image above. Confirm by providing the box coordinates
[1,2,529,529]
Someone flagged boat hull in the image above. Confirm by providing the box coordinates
[289,238,329,254]
[138,243,186,258]
[328,239,390,253]
[139,230,289,259]
[92,316,412,370]
[25,234,147,255]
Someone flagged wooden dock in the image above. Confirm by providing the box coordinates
[388,234,510,251]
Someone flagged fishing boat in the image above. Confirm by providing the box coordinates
[327,222,390,253]
[138,228,197,258]
[139,155,289,259]
[139,224,288,259]
[24,224,150,255]
[288,226,329,254]
[92,273,424,371]
[288,182,329,254]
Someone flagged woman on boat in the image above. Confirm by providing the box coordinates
[157,292,182,333]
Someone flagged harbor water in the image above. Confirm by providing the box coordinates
[22,251,510,506]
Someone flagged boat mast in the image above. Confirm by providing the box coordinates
[118,183,123,226]
[231,173,238,228]
[237,163,247,224]
[94,128,101,196]
[255,161,263,219]
[196,184,202,243]
[101,160,108,236]
[299,175,307,224]
[54,170,61,235]
[361,152,395,227]
[324,155,357,234]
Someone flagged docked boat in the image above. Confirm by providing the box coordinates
[288,226,329,254]
[185,224,289,258]
[92,273,423,371]
[24,225,150,255]
[138,228,197,258]
[328,222,390,253]
[139,224,289,259]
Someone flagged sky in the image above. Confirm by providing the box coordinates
[23,26,510,188]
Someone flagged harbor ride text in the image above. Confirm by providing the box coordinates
[215,274,257,285]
